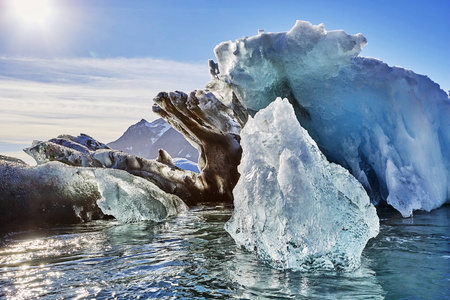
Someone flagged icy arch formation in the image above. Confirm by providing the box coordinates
[210,20,450,217]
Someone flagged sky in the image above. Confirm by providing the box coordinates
[0,0,449,164]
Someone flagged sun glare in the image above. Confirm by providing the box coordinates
[9,0,54,27]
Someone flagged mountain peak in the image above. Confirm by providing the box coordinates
[107,118,199,163]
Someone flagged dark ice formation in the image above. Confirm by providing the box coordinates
[22,89,247,208]
[0,153,188,227]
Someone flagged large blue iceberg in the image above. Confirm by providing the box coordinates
[210,21,450,217]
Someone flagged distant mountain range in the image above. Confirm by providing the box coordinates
[108,118,199,163]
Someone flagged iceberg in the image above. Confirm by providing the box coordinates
[93,167,188,223]
[0,155,188,226]
[211,21,450,217]
[225,98,379,271]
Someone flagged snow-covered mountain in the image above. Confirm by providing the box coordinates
[108,118,199,162]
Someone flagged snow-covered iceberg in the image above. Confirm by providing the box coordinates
[211,21,450,217]
[225,98,379,272]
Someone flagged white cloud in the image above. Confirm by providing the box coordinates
[0,56,210,163]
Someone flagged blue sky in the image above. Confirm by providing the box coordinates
[0,0,448,163]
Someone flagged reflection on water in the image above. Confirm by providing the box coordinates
[0,205,449,299]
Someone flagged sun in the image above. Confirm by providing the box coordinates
[8,0,54,27]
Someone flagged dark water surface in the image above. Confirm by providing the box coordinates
[0,205,449,299]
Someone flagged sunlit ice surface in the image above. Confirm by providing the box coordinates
[5,0,54,28]
[0,206,449,299]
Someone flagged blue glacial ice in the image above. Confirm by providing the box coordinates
[212,20,450,217]
[225,98,379,271]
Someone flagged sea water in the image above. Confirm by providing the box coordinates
[1,205,449,299]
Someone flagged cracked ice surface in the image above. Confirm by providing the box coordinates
[225,98,379,272]
[213,20,450,217]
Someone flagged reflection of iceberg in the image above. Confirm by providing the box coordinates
[227,248,385,298]
[226,98,379,271]
[211,20,450,217]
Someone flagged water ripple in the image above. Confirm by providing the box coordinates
[0,205,449,299]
